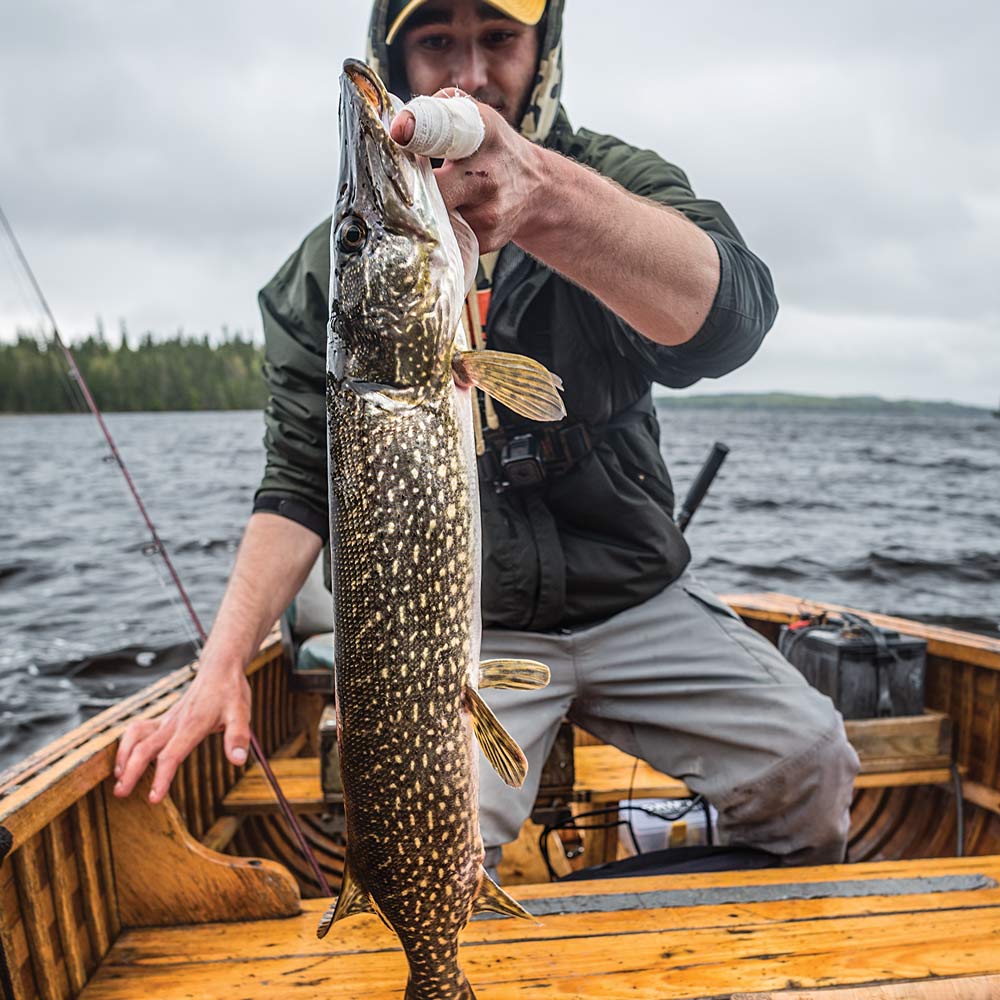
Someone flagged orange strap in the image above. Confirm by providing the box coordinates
[477,289,492,328]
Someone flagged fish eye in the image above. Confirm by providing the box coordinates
[337,217,368,254]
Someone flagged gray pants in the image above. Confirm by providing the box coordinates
[479,572,860,867]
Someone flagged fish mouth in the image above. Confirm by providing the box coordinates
[338,58,414,218]
[342,58,392,133]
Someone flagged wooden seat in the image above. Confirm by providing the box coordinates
[78,855,1000,999]
[222,739,960,870]
[223,743,956,816]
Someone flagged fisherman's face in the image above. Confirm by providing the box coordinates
[399,0,541,128]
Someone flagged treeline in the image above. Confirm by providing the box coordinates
[0,328,268,412]
[654,391,987,415]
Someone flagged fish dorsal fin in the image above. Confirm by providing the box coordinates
[464,685,528,787]
[316,858,376,938]
[472,868,535,921]
[452,350,565,422]
[480,659,550,691]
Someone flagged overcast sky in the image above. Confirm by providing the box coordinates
[1,1,996,405]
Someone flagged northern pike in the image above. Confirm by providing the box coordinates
[318,59,565,999]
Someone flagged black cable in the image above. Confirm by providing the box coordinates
[539,798,707,880]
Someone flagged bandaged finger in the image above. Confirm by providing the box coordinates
[398,94,485,160]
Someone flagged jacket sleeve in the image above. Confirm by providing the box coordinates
[252,218,332,540]
[571,131,779,388]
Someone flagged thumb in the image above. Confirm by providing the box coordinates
[393,94,484,160]
[224,712,251,767]
[390,110,415,145]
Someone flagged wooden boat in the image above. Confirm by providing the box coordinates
[3,591,1000,999]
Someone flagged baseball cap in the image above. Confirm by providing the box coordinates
[386,0,546,46]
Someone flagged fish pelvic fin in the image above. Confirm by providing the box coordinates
[479,659,551,691]
[464,685,528,787]
[472,868,535,922]
[316,857,376,938]
[452,350,565,422]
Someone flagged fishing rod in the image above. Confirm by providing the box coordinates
[0,202,332,896]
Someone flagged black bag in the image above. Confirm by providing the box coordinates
[778,612,926,720]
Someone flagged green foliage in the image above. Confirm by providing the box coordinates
[0,328,268,412]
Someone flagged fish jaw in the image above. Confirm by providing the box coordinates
[332,59,471,399]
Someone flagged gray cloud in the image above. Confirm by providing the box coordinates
[1,0,996,404]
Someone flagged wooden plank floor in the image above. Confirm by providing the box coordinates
[80,855,1000,999]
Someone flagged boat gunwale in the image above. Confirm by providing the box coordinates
[0,629,282,844]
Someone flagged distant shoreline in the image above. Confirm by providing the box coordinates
[0,386,992,417]
[652,392,990,416]
[2,392,990,417]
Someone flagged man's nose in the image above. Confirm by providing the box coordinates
[451,43,488,94]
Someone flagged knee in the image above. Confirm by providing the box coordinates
[715,719,860,866]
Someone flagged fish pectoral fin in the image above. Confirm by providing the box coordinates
[316,859,376,938]
[452,350,565,422]
[479,659,550,691]
[464,685,528,788]
[473,868,535,922]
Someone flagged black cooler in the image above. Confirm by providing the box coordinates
[778,612,927,720]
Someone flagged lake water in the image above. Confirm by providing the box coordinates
[1,406,997,774]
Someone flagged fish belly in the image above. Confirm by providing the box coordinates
[328,379,482,992]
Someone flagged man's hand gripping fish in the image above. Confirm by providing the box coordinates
[317,60,565,999]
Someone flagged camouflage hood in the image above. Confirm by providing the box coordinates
[365,0,564,144]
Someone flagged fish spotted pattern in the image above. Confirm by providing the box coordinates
[319,60,565,999]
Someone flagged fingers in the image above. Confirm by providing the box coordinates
[223,707,251,769]
[114,717,155,780]
[390,111,415,145]
[148,725,205,804]
[112,672,253,804]
[392,93,485,160]
[114,716,173,798]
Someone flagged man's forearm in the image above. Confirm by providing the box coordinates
[516,147,720,347]
[199,511,323,675]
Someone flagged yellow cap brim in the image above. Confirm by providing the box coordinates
[386,0,546,46]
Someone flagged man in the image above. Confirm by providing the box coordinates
[115,0,859,867]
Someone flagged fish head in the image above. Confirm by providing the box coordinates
[331,59,473,402]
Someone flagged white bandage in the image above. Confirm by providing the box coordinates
[399,94,485,160]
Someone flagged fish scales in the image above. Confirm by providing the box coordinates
[320,59,564,1000]
[329,377,480,997]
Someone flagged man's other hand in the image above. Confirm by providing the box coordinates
[391,89,544,254]
[113,665,251,804]
[111,512,322,804]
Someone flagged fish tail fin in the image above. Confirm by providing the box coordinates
[316,855,377,938]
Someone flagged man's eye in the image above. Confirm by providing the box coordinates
[418,34,451,51]
[484,30,517,46]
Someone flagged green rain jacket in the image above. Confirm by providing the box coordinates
[253,0,778,631]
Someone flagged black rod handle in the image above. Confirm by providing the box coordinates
[677,442,729,533]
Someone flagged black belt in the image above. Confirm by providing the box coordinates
[479,390,653,492]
